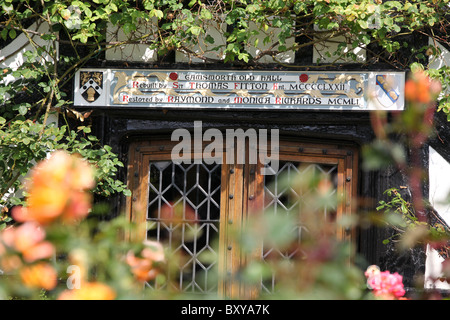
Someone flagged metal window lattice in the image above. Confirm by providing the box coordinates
[261,161,338,294]
[146,161,221,293]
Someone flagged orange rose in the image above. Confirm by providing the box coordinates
[20,262,57,291]
[0,254,22,272]
[22,241,55,263]
[57,282,116,300]
[12,151,95,225]
[404,70,441,104]
[30,151,94,191]
[0,222,55,263]
[61,191,93,223]
[126,240,165,282]
[126,253,154,282]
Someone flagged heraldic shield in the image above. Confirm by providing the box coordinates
[80,71,103,103]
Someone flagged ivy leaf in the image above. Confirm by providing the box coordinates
[150,9,164,19]
[18,105,28,115]
[358,20,368,29]
[188,26,203,36]
[200,8,212,20]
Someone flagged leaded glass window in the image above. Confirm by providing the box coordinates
[146,161,221,293]
[261,161,338,294]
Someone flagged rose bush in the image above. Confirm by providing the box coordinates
[0,150,164,300]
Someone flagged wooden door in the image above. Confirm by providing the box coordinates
[126,138,358,298]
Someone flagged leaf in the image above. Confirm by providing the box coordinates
[238,52,249,63]
[8,28,16,39]
[246,4,260,13]
[1,28,8,41]
[188,26,202,36]
[18,105,28,115]
[122,22,135,34]
[110,13,122,25]
[200,8,212,20]
[150,9,164,19]
[358,20,368,29]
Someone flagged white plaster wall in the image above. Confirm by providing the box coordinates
[245,19,295,64]
[105,16,293,64]
[105,21,157,62]
[424,38,450,290]
[175,17,227,63]
[428,39,450,70]
[426,146,450,289]
[429,147,450,223]
[0,21,57,82]
[312,25,366,64]
[176,16,294,64]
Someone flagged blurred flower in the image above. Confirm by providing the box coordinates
[404,70,441,104]
[126,240,165,282]
[57,281,116,300]
[0,254,22,273]
[20,262,57,291]
[0,222,54,263]
[365,265,406,299]
[11,150,95,225]
[317,177,333,197]
[364,264,380,278]
[160,201,196,224]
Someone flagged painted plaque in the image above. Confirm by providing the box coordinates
[74,69,405,111]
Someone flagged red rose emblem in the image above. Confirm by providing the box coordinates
[299,74,308,83]
[169,72,178,81]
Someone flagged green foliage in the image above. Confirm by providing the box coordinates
[0,115,129,229]
[2,0,449,64]
[377,188,450,250]
[0,2,133,229]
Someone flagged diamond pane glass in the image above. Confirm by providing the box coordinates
[146,161,221,293]
[261,161,338,294]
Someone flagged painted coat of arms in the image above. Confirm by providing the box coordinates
[79,71,103,103]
